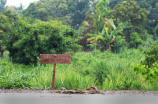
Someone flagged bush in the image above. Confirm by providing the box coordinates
[0,73,31,89]
[129,32,143,48]
[1,12,81,65]
[134,63,158,83]
[143,44,158,67]
[5,20,68,65]
[111,36,127,53]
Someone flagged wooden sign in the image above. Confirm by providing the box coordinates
[39,54,71,90]
[40,54,71,64]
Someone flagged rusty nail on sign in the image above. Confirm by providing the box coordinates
[39,54,71,90]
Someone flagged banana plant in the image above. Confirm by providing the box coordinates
[88,18,130,51]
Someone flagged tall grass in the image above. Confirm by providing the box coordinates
[72,49,146,90]
[1,49,158,90]
[0,51,95,90]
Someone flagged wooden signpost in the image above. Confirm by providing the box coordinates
[39,54,71,89]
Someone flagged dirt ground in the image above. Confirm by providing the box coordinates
[1,86,158,95]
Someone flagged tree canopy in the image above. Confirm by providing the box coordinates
[0,0,6,13]
[0,11,81,65]
[23,0,97,28]
[109,0,149,42]
[1,0,158,63]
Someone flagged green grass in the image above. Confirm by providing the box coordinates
[0,49,158,90]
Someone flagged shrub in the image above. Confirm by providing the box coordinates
[1,12,81,65]
[143,44,158,67]
[5,21,68,65]
[134,63,158,83]
[111,36,127,53]
[129,32,143,48]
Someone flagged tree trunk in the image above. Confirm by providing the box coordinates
[109,44,111,52]
[106,43,111,52]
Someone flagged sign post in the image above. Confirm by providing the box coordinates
[39,54,71,89]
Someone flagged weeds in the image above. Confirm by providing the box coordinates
[1,49,157,90]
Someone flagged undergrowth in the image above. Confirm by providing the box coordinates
[1,49,157,90]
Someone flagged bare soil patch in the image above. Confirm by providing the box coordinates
[1,87,158,95]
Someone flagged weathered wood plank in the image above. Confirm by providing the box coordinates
[39,54,71,64]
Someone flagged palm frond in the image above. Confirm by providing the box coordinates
[109,18,116,30]
[87,33,98,37]
[110,38,115,43]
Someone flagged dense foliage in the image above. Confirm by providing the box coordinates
[1,0,158,90]
[0,49,146,90]
[143,44,158,67]
[109,0,149,42]
[93,0,109,34]
[129,32,143,48]
[22,0,97,28]
[108,0,158,35]
[0,11,81,65]
[88,18,129,52]
[0,0,6,13]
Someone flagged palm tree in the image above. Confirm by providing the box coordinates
[88,18,130,51]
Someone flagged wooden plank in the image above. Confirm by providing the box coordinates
[39,54,71,64]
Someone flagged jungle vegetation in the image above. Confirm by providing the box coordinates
[1,0,158,90]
